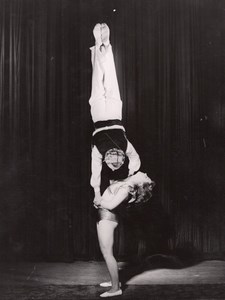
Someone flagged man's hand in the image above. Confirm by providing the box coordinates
[93,193,102,209]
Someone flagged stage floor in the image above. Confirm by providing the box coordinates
[0,259,225,299]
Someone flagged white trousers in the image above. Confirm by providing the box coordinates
[89,45,122,123]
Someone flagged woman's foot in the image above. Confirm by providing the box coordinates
[100,281,112,287]
[100,281,121,287]
[100,289,122,298]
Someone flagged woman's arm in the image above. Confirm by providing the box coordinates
[100,185,130,210]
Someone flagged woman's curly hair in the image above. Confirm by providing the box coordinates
[128,181,156,207]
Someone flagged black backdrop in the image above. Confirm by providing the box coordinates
[0,0,224,262]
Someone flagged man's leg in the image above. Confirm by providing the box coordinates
[100,24,122,120]
[89,46,105,104]
[89,24,122,123]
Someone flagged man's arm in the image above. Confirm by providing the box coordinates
[91,145,103,206]
[126,140,141,176]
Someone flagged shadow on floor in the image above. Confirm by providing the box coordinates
[119,253,202,287]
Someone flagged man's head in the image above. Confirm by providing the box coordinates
[104,148,125,171]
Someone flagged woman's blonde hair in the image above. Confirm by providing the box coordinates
[133,181,156,205]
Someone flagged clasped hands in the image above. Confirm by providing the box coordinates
[93,194,103,209]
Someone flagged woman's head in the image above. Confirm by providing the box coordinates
[133,181,156,205]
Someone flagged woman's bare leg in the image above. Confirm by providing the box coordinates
[97,220,120,292]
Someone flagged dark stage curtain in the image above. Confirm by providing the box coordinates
[0,0,224,261]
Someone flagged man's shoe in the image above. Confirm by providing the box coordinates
[93,23,102,46]
[101,23,110,46]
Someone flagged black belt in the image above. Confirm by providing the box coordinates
[94,119,123,129]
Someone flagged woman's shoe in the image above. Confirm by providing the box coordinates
[100,281,112,287]
[100,281,121,287]
[100,289,122,297]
